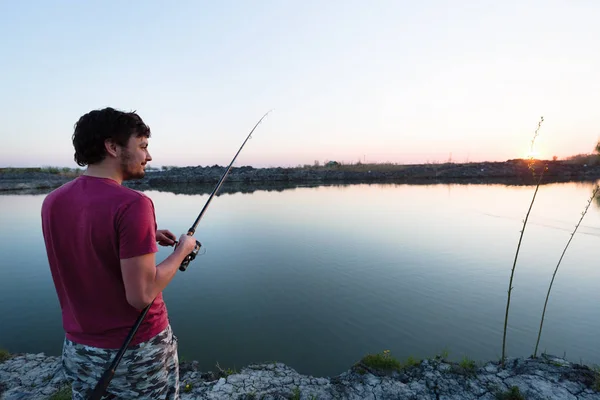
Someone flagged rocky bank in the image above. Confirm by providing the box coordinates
[1,160,600,194]
[129,160,600,187]
[1,352,599,399]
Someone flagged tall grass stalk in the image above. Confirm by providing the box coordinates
[533,184,600,358]
[501,116,545,368]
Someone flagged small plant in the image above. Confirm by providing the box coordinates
[534,184,600,357]
[404,356,420,368]
[495,386,526,400]
[459,356,476,372]
[502,116,545,368]
[359,350,402,372]
[593,366,600,392]
[0,348,10,362]
[357,350,422,374]
[183,382,193,393]
[290,386,301,400]
[215,361,237,377]
[49,385,72,400]
[433,348,450,361]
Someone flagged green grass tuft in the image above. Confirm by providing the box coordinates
[359,350,402,372]
[290,386,301,400]
[404,356,420,368]
[495,386,526,400]
[459,356,477,372]
[593,366,600,392]
[0,348,11,362]
[49,385,72,400]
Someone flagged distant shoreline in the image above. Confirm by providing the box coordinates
[1,159,599,194]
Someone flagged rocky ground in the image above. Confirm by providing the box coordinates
[2,160,600,194]
[1,352,599,399]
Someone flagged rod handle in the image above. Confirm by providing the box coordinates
[178,239,201,272]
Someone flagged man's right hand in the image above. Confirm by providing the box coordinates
[176,234,199,257]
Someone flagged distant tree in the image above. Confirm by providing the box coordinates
[596,140,600,155]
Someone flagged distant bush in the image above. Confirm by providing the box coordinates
[563,153,600,166]
[0,167,43,174]
[300,161,411,173]
[0,167,83,177]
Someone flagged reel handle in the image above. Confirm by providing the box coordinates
[174,237,202,272]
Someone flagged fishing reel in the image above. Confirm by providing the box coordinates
[174,239,202,272]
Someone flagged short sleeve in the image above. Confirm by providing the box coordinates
[117,195,158,259]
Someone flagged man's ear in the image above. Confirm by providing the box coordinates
[104,139,119,158]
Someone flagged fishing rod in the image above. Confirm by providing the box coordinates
[88,110,272,400]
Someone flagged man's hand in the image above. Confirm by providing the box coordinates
[156,229,177,246]
[176,234,199,255]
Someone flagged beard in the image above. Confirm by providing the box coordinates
[119,149,146,181]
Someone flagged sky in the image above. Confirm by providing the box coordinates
[1,0,599,168]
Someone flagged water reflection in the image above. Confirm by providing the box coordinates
[2,181,600,378]
[5,178,600,199]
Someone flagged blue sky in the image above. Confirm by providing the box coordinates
[1,0,599,168]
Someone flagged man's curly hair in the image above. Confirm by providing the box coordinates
[72,107,151,166]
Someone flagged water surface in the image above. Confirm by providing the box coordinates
[0,181,599,377]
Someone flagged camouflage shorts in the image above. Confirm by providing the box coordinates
[62,324,179,399]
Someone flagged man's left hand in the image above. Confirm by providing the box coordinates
[156,229,177,246]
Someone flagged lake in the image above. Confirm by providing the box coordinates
[0,180,599,377]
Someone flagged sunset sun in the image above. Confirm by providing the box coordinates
[525,149,540,159]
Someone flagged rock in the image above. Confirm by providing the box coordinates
[1,353,600,399]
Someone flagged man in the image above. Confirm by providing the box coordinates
[41,107,198,399]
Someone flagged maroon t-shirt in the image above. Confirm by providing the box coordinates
[41,175,168,348]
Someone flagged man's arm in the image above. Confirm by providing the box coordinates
[117,196,198,310]
[121,236,197,309]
